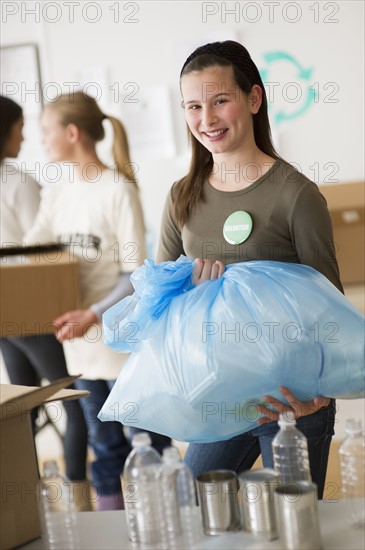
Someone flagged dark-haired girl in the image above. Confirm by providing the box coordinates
[0,95,89,508]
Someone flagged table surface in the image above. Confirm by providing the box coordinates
[21,500,365,550]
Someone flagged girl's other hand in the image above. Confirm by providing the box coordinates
[256,386,330,424]
[53,309,99,342]
[193,258,225,285]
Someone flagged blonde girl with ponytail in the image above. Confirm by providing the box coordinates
[25,91,171,511]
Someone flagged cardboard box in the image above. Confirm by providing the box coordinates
[320,182,365,284]
[0,247,80,337]
[0,376,88,550]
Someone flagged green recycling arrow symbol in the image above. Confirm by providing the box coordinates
[260,51,317,125]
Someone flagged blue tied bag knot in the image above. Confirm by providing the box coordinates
[103,255,195,352]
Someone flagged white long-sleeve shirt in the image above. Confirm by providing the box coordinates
[24,168,147,379]
[1,162,41,245]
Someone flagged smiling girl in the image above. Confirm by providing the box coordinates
[157,41,343,498]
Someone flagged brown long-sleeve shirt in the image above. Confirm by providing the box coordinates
[157,160,343,293]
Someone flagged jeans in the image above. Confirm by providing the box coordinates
[74,379,171,496]
[184,400,336,499]
[0,334,88,481]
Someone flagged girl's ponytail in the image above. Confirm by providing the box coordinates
[106,115,138,188]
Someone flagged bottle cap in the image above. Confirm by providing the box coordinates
[345,418,363,436]
[278,411,296,427]
[162,446,181,464]
[131,432,152,448]
[43,460,59,477]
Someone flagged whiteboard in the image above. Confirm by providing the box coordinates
[1,44,45,171]
[1,43,43,114]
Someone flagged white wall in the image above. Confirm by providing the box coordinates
[2,0,364,254]
[1,1,364,441]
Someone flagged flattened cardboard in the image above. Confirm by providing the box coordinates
[0,376,88,550]
[0,376,86,420]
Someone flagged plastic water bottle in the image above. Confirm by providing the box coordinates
[122,432,165,545]
[161,447,198,548]
[159,447,182,549]
[339,419,365,527]
[40,460,78,549]
[272,412,311,483]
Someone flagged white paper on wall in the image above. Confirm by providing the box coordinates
[119,85,176,158]
[67,65,111,112]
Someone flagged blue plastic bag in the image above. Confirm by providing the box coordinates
[99,256,365,443]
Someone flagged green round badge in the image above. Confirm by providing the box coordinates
[223,211,253,245]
